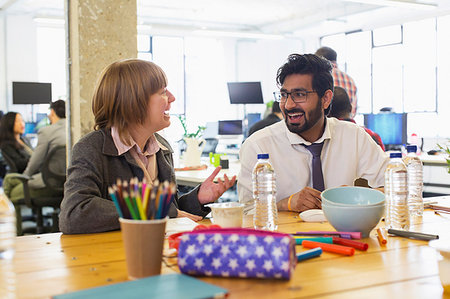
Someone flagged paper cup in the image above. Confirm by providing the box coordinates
[429,239,450,293]
[119,217,167,280]
[207,202,244,227]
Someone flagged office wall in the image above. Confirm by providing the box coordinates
[0,13,5,112]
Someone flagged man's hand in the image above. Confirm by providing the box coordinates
[197,166,237,204]
[280,187,322,212]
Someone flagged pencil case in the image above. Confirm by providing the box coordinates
[177,228,296,280]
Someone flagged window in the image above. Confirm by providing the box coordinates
[138,35,185,115]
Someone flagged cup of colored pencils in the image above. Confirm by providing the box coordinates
[111,178,176,279]
[109,178,176,220]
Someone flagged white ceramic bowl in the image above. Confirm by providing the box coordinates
[206,202,244,227]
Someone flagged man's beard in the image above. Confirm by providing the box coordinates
[284,99,323,136]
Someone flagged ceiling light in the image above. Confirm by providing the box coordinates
[192,29,283,40]
[344,0,437,10]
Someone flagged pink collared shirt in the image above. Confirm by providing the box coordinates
[111,127,164,184]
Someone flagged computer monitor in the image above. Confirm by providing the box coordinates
[218,120,243,136]
[227,82,264,104]
[364,113,407,150]
[12,82,52,104]
[245,113,261,137]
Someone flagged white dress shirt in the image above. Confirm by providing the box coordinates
[238,117,390,214]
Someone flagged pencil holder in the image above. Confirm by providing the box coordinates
[120,217,167,279]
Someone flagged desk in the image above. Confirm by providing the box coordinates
[175,160,240,187]
[7,197,450,299]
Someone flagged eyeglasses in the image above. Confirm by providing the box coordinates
[273,90,316,103]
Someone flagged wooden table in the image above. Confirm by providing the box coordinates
[6,199,450,298]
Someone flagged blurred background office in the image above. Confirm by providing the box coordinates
[1,0,450,196]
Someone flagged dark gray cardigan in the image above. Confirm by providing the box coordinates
[59,128,209,234]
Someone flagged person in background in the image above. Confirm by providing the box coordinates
[0,112,33,174]
[329,86,385,151]
[2,100,67,202]
[315,46,358,117]
[247,101,283,137]
[238,54,388,214]
[59,59,236,234]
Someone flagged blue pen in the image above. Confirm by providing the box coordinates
[108,187,124,218]
[297,247,323,262]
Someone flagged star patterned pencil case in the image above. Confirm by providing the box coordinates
[177,228,296,279]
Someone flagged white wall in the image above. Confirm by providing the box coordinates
[235,38,304,116]
[5,14,38,121]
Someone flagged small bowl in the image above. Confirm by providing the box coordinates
[321,186,385,207]
[322,202,385,238]
[206,202,244,228]
[429,239,450,293]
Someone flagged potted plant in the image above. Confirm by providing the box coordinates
[177,115,206,166]
[437,143,450,173]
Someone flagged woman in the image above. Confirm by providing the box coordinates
[0,112,33,173]
[59,59,236,234]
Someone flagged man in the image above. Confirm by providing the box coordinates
[238,54,389,214]
[315,47,358,116]
[3,100,66,200]
[247,101,283,137]
[329,86,385,151]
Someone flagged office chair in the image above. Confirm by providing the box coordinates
[13,145,66,235]
[1,149,19,173]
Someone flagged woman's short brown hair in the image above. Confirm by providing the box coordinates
[92,59,167,143]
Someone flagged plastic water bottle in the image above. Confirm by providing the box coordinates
[253,154,278,231]
[385,152,409,230]
[0,192,16,260]
[403,145,424,223]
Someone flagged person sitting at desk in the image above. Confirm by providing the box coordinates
[59,59,236,234]
[238,54,389,214]
[2,100,67,202]
[247,101,283,137]
[0,112,33,174]
[328,86,385,151]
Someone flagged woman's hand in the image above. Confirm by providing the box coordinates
[197,166,237,204]
[177,209,203,221]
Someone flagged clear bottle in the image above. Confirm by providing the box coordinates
[403,145,424,223]
[385,152,409,230]
[253,154,278,231]
[0,192,16,260]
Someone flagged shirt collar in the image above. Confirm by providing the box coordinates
[111,127,164,156]
[284,117,331,146]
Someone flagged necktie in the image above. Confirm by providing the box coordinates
[304,142,325,192]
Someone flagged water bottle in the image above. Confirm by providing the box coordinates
[385,152,409,230]
[0,192,16,260]
[403,145,424,223]
[252,153,278,231]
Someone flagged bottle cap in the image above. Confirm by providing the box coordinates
[406,145,417,153]
[389,152,402,158]
[257,154,269,159]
